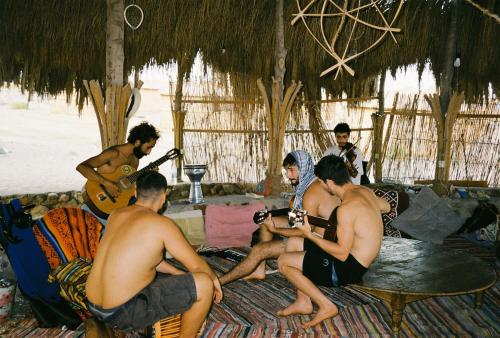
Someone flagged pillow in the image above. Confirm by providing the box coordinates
[48,257,92,315]
[390,187,463,244]
[373,189,410,238]
[205,203,265,248]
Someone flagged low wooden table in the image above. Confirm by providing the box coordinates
[351,237,496,335]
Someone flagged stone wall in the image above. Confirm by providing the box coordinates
[0,182,257,218]
[1,183,499,220]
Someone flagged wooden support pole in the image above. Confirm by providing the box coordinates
[172,54,191,182]
[83,0,127,150]
[432,0,460,195]
[106,0,124,88]
[372,71,387,182]
[262,0,290,197]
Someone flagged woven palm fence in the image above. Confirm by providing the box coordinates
[172,74,375,184]
[380,94,499,186]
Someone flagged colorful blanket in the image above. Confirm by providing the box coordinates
[48,257,92,315]
[33,207,103,269]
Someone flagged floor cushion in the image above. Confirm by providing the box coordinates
[205,203,264,248]
[391,187,463,244]
[373,189,410,238]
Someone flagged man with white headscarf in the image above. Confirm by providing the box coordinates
[219,150,340,285]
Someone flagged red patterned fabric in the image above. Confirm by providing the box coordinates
[33,208,103,269]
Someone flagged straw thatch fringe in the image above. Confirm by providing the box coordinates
[0,1,498,106]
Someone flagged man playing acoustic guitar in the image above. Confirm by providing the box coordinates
[219,150,340,285]
[77,122,160,223]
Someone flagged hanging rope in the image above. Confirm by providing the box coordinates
[124,4,144,30]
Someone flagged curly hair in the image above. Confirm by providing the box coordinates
[127,122,160,144]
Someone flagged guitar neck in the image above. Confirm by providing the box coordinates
[268,208,333,229]
[127,154,175,183]
[268,208,290,218]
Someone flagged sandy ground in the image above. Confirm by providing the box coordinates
[0,86,175,196]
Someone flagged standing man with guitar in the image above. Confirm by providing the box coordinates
[77,122,160,223]
[324,123,365,185]
[219,150,340,285]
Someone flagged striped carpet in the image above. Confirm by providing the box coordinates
[2,239,498,337]
[199,247,499,337]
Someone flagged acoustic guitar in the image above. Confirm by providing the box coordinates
[84,148,181,218]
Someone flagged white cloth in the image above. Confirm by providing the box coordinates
[289,150,317,209]
[323,146,364,185]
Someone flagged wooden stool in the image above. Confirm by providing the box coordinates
[85,315,183,338]
[151,314,182,337]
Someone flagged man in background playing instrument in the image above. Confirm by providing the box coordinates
[323,122,365,185]
[219,150,340,285]
[76,122,160,223]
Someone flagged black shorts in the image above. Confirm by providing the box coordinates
[88,273,196,331]
[302,239,339,287]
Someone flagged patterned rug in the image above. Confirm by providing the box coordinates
[2,240,498,337]
[199,247,499,337]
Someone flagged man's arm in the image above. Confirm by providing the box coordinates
[76,149,121,197]
[161,219,222,303]
[156,260,185,275]
[297,207,354,261]
[262,215,304,237]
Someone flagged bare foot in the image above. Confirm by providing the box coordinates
[242,269,266,281]
[302,304,338,328]
[277,299,313,316]
[242,263,266,281]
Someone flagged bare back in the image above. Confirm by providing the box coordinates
[86,205,174,308]
[337,186,388,267]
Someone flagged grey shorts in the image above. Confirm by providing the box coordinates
[88,273,197,331]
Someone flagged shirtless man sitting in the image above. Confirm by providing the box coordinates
[86,171,222,336]
[219,150,340,285]
[277,155,390,328]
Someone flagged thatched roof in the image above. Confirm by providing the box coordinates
[0,0,498,106]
